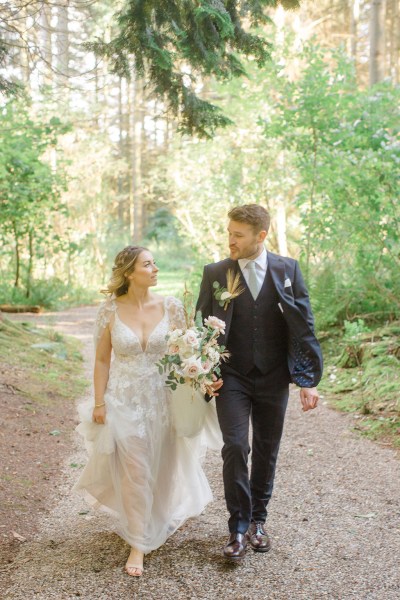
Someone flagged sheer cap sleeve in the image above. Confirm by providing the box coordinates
[165,296,186,330]
[93,297,116,347]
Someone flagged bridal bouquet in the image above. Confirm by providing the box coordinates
[157,310,229,396]
[157,291,228,438]
[157,287,229,399]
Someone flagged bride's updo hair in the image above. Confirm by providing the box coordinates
[102,245,148,297]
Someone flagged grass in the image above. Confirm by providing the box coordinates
[156,269,188,297]
[0,317,87,405]
[155,266,202,300]
[319,320,400,449]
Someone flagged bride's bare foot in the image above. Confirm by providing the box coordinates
[125,547,144,577]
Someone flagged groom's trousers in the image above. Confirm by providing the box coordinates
[216,364,289,535]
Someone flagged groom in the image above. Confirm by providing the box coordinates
[196,204,323,560]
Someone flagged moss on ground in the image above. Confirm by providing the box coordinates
[0,316,87,404]
[320,320,400,449]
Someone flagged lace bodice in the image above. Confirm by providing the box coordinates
[92,295,186,431]
[112,308,168,359]
[94,295,186,360]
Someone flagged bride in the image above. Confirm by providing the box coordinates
[74,246,221,576]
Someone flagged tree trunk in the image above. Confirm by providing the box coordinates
[19,16,31,90]
[305,128,319,284]
[369,0,387,85]
[350,0,360,63]
[389,0,400,83]
[118,76,128,223]
[94,60,100,127]
[275,152,288,256]
[26,229,34,298]
[129,74,144,243]
[40,4,53,85]
[56,1,69,85]
[12,221,21,289]
[276,201,288,257]
[67,245,72,288]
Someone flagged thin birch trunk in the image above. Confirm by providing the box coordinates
[350,0,360,63]
[129,75,144,243]
[369,0,387,85]
[12,221,21,289]
[26,229,34,298]
[40,5,52,85]
[56,1,69,81]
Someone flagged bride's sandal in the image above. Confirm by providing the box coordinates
[125,564,143,577]
[125,548,144,577]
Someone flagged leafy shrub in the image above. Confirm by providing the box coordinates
[0,278,97,309]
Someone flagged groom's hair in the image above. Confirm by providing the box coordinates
[228,204,270,233]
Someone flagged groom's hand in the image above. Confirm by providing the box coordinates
[300,387,319,412]
[206,375,224,397]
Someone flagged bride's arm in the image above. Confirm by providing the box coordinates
[92,326,112,424]
[167,296,186,329]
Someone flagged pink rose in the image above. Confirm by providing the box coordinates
[168,344,180,355]
[202,360,212,373]
[204,315,226,334]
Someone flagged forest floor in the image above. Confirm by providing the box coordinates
[1,306,399,600]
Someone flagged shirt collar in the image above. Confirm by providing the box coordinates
[238,247,267,271]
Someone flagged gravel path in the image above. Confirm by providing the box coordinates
[3,306,399,600]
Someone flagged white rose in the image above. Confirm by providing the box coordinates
[168,328,183,343]
[204,316,226,334]
[175,340,193,359]
[181,356,204,379]
[207,347,220,363]
[183,329,200,348]
[220,291,232,301]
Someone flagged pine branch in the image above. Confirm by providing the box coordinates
[86,0,302,138]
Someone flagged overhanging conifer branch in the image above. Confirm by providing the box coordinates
[86,0,301,138]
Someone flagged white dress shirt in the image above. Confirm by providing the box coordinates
[238,247,267,291]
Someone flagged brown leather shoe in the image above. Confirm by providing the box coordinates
[223,532,248,561]
[248,522,271,552]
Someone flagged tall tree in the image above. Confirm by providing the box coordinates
[369,0,387,85]
[56,1,70,84]
[388,0,400,83]
[39,4,53,85]
[350,0,360,61]
[89,0,301,138]
[0,98,68,294]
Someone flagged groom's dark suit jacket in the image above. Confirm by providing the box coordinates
[196,251,323,389]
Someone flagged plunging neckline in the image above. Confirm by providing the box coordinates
[114,298,167,353]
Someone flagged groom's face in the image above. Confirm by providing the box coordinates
[228,220,266,260]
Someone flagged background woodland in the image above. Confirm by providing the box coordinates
[0,1,399,442]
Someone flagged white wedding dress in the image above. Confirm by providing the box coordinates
[74,296,220,554]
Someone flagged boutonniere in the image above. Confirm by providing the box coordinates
[213,269,245,310]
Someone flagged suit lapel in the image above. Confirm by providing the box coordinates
[267,251,314,337]
[266,251,286,298]
[213,259,238,343]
